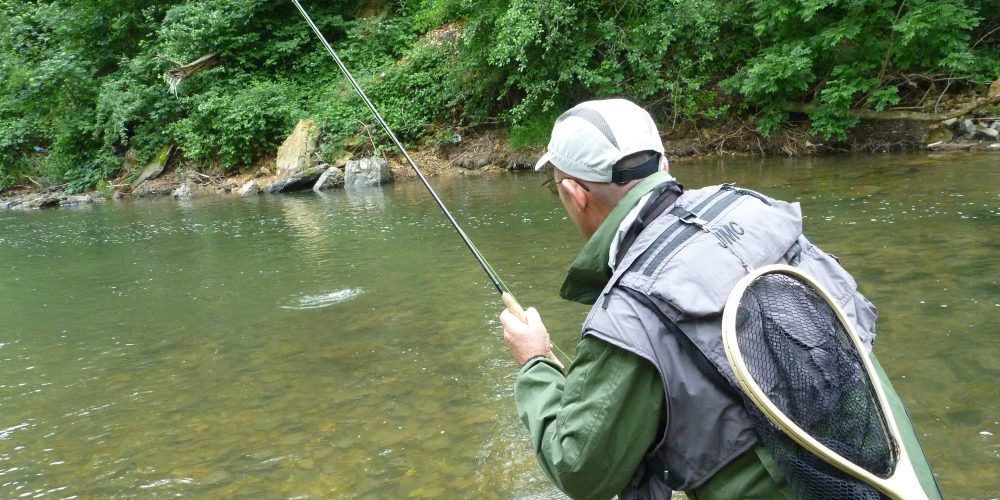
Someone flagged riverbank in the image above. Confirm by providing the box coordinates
[2,114,999,211]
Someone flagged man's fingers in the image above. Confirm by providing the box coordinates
[524,307,542,327]
[500,308,520,330]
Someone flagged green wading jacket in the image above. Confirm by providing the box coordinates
[513,173,940,500]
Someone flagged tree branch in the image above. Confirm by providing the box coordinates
[787,95,1000,121]
[159,53,220,95]
[166,53,219,81]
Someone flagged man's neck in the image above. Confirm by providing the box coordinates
[581,202,615,239]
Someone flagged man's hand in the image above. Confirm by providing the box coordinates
[500,307,563,371]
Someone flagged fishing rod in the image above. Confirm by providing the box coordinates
[290,0,529,322]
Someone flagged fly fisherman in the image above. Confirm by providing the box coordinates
[499,99,939,499]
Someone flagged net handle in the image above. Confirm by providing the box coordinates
[720,264,927,500]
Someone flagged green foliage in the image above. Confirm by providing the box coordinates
[307,15,464,157]
[171,79,303,169]
[509,109,563,149]
[0,0,996,192]
[0,0,162,188]
[967,0,1000,83]
[893,0,980,72]
[725,0,984,138]
[433,0,748,143]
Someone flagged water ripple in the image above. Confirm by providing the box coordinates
[281,288,366,310]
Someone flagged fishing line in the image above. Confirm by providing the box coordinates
[291,1,570,366]
[290,0,508,296]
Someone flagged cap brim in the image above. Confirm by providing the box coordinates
[533,151,554,171]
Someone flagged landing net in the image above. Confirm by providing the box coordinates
[733,273,897,499]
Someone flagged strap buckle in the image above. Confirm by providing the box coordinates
[678,212,710,232]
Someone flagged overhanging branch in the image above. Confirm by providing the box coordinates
[787,95,1000,122]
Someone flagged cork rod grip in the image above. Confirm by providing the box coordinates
[502,292,527,323]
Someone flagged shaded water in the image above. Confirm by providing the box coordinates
[1,152,997,498]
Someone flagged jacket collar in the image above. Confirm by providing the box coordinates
[559,171,674,304]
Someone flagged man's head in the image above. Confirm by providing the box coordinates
[535,99,668,237]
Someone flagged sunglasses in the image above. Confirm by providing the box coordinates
[541,177,590,197]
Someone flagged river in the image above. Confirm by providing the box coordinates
[1,152,997,498]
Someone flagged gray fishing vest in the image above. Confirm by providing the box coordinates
[580,184,879,497]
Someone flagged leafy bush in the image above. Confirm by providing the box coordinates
[307,15,464,157]
[723,0,983,138]
[441,0,746,125]
[1,0,996,192]
[171,79,303,170]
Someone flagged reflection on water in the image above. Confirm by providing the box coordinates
[0,152,997,497]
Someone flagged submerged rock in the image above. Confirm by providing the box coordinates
[345,157,392,187]
[264,165,326,193]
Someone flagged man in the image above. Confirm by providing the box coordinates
[499,99,939,499]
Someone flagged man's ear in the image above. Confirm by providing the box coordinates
[563,179,589,212]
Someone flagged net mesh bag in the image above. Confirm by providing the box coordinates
[734,273,898,499]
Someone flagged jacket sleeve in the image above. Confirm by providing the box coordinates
[514,335,664,500]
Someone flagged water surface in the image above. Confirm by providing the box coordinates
[1,151,997,497]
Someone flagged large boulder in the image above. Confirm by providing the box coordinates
[345,157,393,187]
[276,120,320,175]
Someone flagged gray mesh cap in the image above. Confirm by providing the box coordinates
[533,99,666,182]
